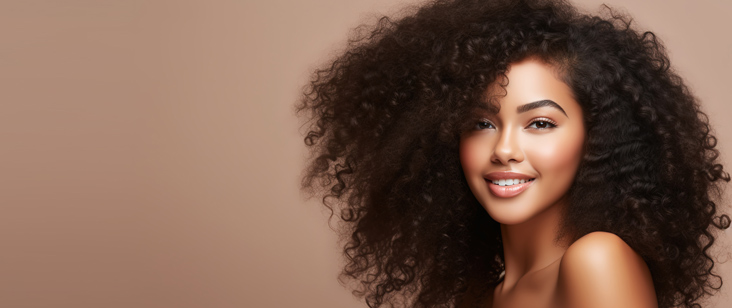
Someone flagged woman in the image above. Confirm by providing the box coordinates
[297,0,730,307]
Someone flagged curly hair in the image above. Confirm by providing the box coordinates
[296,0,731,307]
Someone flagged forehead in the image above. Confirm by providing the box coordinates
[490,58,578,114]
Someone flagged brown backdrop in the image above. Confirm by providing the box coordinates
[0,0,729,307]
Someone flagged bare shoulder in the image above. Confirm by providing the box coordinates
[562,232,646,269]
[557,231,658,308]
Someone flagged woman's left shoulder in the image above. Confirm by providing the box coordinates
[556,231,658,308]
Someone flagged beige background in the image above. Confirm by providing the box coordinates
[0,0,729,307]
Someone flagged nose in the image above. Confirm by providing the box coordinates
[491,128,525,165]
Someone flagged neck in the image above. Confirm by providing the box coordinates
[499,200,570,290]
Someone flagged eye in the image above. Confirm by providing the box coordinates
[527,118,557,130]
[475,118,496,130]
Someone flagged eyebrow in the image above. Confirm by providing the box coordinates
[516,99,568,118]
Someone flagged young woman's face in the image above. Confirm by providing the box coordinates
[459,58,585,225]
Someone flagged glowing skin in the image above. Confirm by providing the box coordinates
[459,58,585,307]
[459,58,585,226]
[457,59,656,308]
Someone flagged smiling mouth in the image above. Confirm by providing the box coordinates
[489,178,535,186]
[486,178,535,198]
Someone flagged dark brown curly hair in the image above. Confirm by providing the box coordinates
[297,0,731,307]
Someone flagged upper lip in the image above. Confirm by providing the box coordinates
[484,171,535,181]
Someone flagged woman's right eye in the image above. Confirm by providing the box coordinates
[475,119,495,130]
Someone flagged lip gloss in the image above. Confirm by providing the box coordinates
[487,180,534,198]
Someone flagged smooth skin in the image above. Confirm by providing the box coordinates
[458,58,657,308]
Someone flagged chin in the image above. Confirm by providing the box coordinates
[481,196,561,226]
[483,206,536,225]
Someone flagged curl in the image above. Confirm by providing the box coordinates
[297,0,730,307]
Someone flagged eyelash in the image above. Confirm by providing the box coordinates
[473,117,558,130]
[527,117,557,130]
[474,119,495,130]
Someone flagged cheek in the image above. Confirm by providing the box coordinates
[526,131,584,179]
[459,137,488,174]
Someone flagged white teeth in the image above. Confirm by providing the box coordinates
[491,178,533,186]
